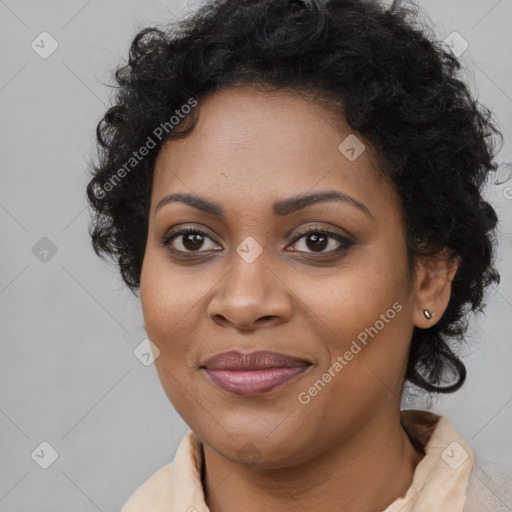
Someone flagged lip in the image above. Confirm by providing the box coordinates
[200,350,312,396]
[201,350,312,370]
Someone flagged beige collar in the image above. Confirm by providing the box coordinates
[121,409,475,512]
[383,410,474,511]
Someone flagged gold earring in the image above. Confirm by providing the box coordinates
[423,309,434,321]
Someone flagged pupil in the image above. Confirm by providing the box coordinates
[307,233,327,251]
[184,233,204,251]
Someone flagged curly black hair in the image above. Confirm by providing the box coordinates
[86,0,502,395]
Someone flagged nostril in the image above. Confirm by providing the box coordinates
[213,314,230,325]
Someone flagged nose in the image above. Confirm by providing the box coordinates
[207,252,293,331]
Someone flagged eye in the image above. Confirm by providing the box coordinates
[161,226,221,253]
[161,225,354,256]
[287,227,353,254]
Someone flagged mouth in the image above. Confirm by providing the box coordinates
[200,350,312,396]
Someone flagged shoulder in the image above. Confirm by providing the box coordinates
[120,461,174,512]
[464,458,512,511]
[118,430,203,512]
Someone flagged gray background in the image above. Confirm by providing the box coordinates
[0,0,511,511]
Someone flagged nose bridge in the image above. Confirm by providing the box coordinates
[207,245,291,329]
[228,246,270,299]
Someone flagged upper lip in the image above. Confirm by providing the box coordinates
[201,350,312,370]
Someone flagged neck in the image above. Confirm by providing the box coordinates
[202,411,425,512]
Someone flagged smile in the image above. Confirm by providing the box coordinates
[202,365,311,396]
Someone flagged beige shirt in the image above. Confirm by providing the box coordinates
[120,409,512,511]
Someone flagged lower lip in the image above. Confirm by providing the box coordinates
[203,366,310,396]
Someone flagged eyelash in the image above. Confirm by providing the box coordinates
[160,226,354,256]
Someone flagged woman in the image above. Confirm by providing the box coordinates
[86,0,511,510]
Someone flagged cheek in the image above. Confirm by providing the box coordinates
[299,246,413,384]
[307,251,408,334]
[140,250,197,338]
[140,253,204,415]
[140,256,190,390]
[140,248,217,385]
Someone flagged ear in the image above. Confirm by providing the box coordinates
[412,248,460,329]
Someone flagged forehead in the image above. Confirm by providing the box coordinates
[151,85,399,220]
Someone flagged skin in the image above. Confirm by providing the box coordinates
[140,85,459,512]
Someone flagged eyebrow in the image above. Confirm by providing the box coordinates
[154,190,374,219]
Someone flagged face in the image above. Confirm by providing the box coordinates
[140,85,422,469]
